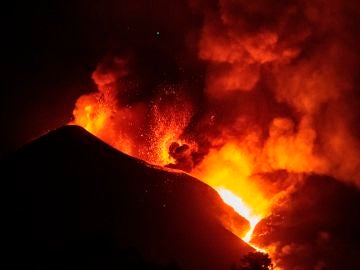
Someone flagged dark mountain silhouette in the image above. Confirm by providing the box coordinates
[252,174,360,270]
[2,125,253,270]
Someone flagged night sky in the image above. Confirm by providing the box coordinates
[1,1,93,157]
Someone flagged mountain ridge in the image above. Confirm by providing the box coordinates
[2,125,253,270]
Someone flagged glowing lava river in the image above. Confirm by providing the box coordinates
[216,188,264,249]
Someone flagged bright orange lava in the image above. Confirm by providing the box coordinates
[190,142,272,246]
[216,187,265,251]
[217,188,262,241]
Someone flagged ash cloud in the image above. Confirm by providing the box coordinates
[74,0,360,186]
[191,0,360,185]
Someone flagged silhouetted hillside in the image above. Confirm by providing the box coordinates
[252,174,360,269]
[2,125,253,269]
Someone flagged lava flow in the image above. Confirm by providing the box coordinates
[216,188,263,244]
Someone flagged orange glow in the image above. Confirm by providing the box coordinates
[73,95,112,135]
[191,142,272,218]
[190,142,272,247]
[72,91,135,156]
[143,99,193,165]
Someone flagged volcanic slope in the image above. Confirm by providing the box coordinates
[2,125,253,270]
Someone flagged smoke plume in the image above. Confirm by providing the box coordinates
[73,0,360,186]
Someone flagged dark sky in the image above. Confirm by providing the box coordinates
[1,1,100,157]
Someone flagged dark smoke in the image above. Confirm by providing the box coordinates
[252,174,360,269]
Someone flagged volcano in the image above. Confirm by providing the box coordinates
[2,0,360,269]
[2,125,254,270]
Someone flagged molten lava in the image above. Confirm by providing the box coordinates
[190,142,273,245]
[216,188,262,243]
